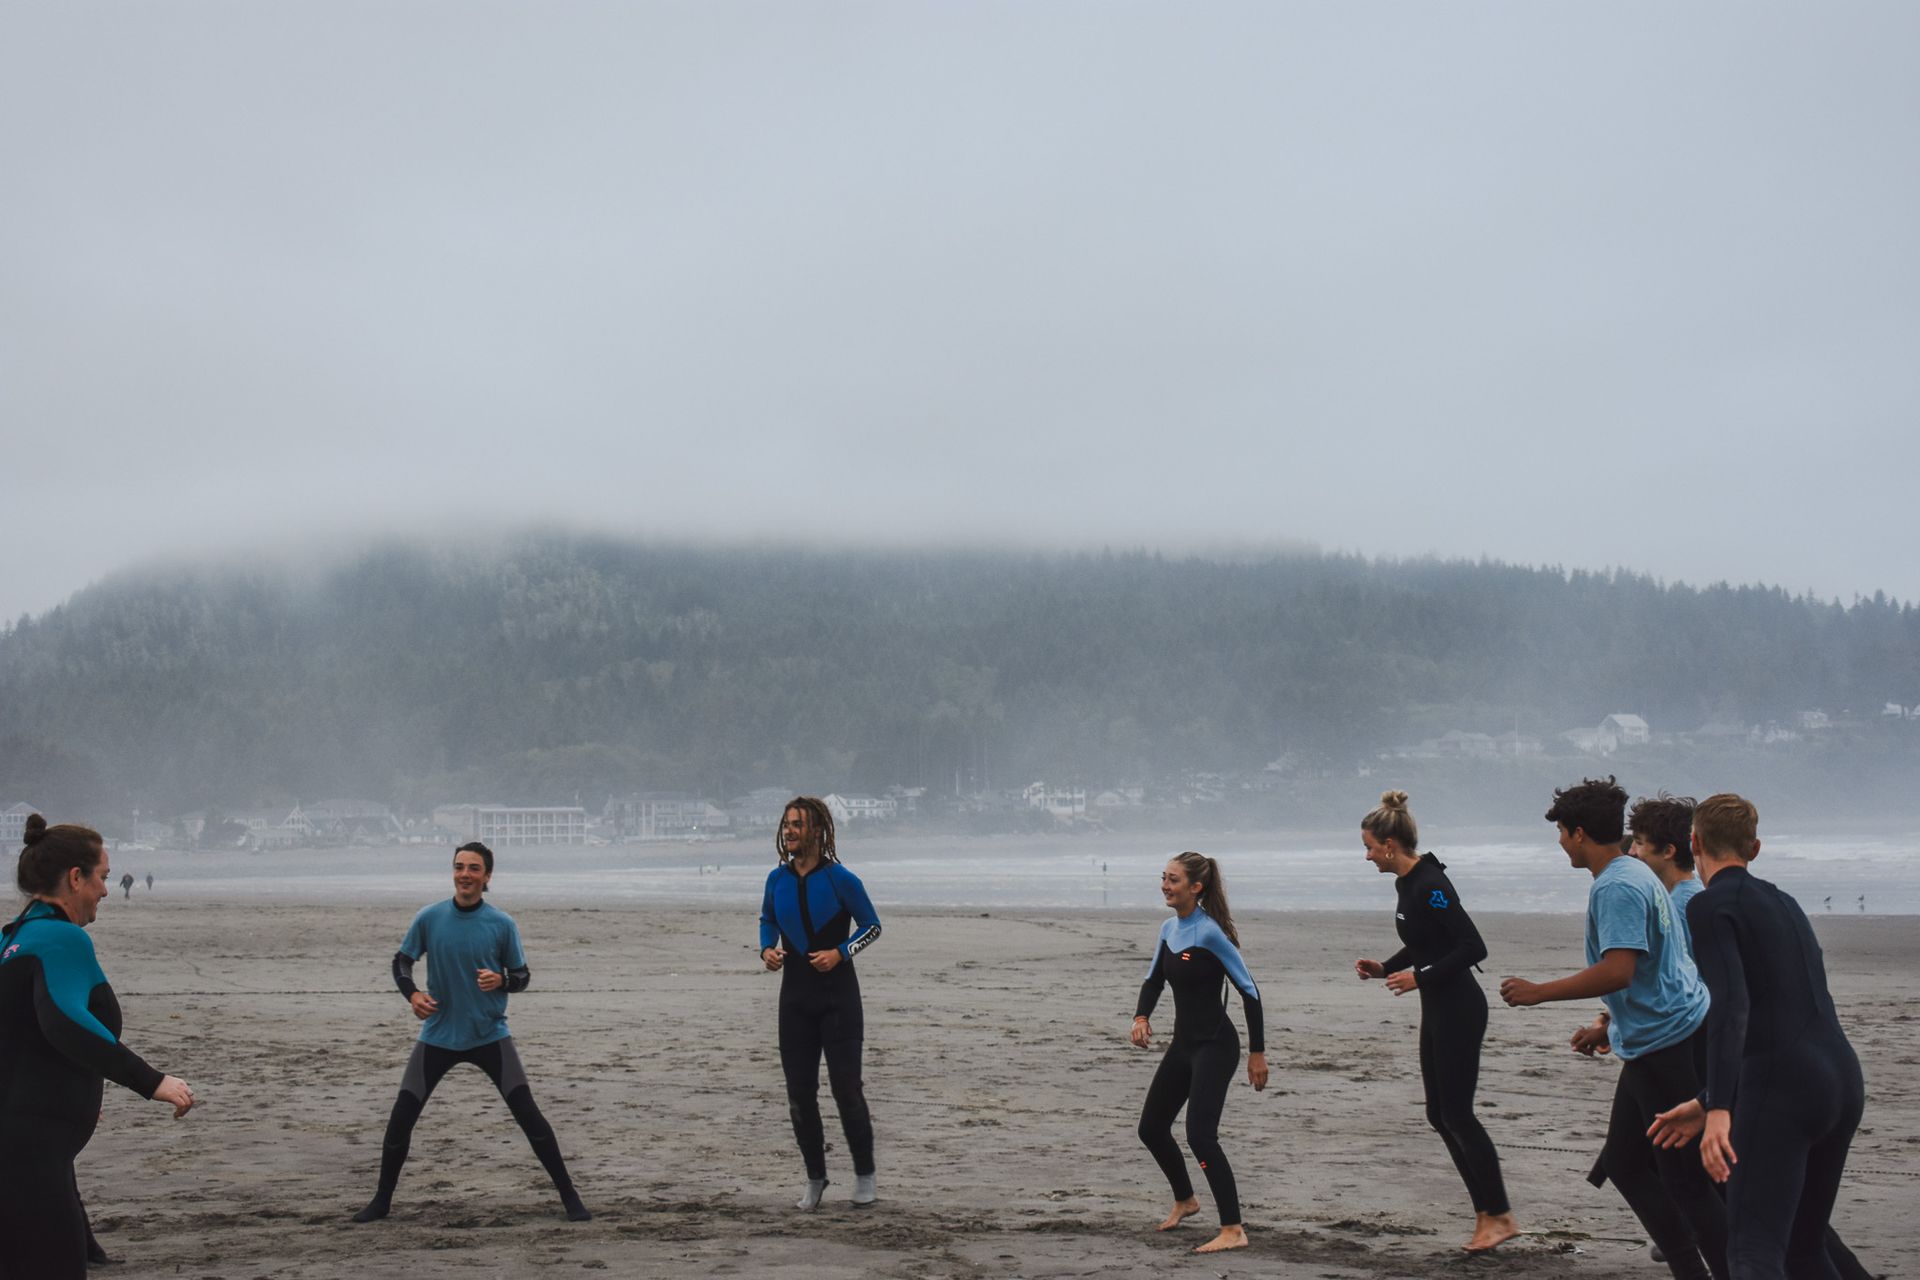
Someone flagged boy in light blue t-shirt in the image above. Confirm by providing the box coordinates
[1499,778,1727,1280]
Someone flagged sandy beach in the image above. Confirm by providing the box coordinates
[70,900,1914,1279]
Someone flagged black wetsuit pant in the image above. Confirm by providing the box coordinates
[1601,1029,1731,1280]
[1138,1025,1242,1226]
[778,965,875,1180]
[1725,1035,1865,1280]
[368,1038,578,1204]
[0,1114,90,1280]
[1418,976,1510,1216]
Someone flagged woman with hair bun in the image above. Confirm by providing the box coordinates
[1353,791,1518,1252]
[0,815,196,1279]
[1132,851,1266,1254]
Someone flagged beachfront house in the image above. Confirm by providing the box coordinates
[433,803,588,846]
[823,794,897,824]
[604,791,727,841]
[0,802,38,847]
[1023,781,1088,818]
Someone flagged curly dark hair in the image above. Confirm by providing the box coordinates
[1545,776,1629,845]
[1628,793,1698,869]
[775,797,839,865]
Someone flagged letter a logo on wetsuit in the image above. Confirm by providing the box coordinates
[1429,889,1450,909]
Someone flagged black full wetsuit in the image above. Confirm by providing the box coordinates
[1380,853,1509,1217]
[1689,867,1866,1280]
[759,861,882,1181]
[0,902,165,1280]
[1135,908,1264,1227]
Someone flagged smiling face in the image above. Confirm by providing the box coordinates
[1362,829,1407,874]
[780,806,816,863]
[452,850,490,904]
[66,850,111,926]
[1160,859,1204,915]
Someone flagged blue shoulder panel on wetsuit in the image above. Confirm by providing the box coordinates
[0,903,118,1045]
[1164,909,1261,1003]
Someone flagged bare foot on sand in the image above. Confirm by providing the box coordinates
[1465,1211,1520,1253]
[1194,1225,1249,1253]
[1156,1198,1201,1231]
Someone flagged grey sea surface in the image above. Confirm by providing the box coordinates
[94,829,1920,915]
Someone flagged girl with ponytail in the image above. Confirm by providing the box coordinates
[1,815,197,1277]
[1130,851,1266,1254]
[1353,790,1518,1253]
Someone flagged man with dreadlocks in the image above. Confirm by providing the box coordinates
[758,797,882,1209]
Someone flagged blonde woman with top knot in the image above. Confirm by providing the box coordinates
[1353,791,1520,1253]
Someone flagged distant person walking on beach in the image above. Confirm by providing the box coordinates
[145,873,153,892]
[1352,792,1518,1253]
[351,841,589,1224]
[1500,778,1728,1280]
[1133,851,1267,1254]
[1649,794,1867,1278]
[118,872,133,900]
[0,815,196,1279]
[759,797,882,1209]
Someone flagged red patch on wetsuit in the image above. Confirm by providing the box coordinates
[1180,951,1191,961]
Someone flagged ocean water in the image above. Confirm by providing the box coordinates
[80,830,1920,915]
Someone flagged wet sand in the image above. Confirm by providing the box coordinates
[76,901,1914,1278]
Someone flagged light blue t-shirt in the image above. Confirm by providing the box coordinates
[1669,876,1705,964]
[399,899,527,1051]
[1586,856,1707,1060]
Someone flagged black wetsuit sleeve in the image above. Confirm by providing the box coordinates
[392,951,419,998]
[1240,985,1265,1055]
[1414,886,1488,988]
[505,964,530,994]
[1135,946,1167,1020]
[31,971,164,1099]
[1382,945,1413,975]
[1689,891,1748,1111]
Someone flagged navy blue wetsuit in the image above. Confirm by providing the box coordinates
[0,902,165,1280]
[760,860,881,1181]
[1134,908,1263,1227]
[1689,867,1865,1280]
[1380,854,1509,1217]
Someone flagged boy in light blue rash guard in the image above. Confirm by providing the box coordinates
[351,842,589,1224]
[1500,778,1728,1280]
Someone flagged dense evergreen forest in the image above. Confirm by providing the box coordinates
[1,534,1916,816]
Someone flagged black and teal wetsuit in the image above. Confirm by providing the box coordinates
[1135,907,1263,1227]
[0,901,165,1280]
[1380,853,1509,1217]
[358,896,585,1220]
[759,860,881,1181]
[1689,866,1865,1279]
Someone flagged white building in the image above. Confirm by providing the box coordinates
[433,804,588,846]
[1023,781,1087,818]
[604,792,727,841]
[823,794,898,824]
[1,803,39,847]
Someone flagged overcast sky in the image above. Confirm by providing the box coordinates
[4,3,1916,622]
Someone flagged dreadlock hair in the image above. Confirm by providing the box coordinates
[776,796,839,865]
[1170,850,1240,947]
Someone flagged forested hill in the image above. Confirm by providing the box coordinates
[1,535,1915,814]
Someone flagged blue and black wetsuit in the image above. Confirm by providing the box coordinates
[759,860,881,1181]
[1689,866,1865,1279]
[1379,853,1509,1217]
[356,897,586,1221]
[1134,907,1263,1227]
[0,901,165,1280]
